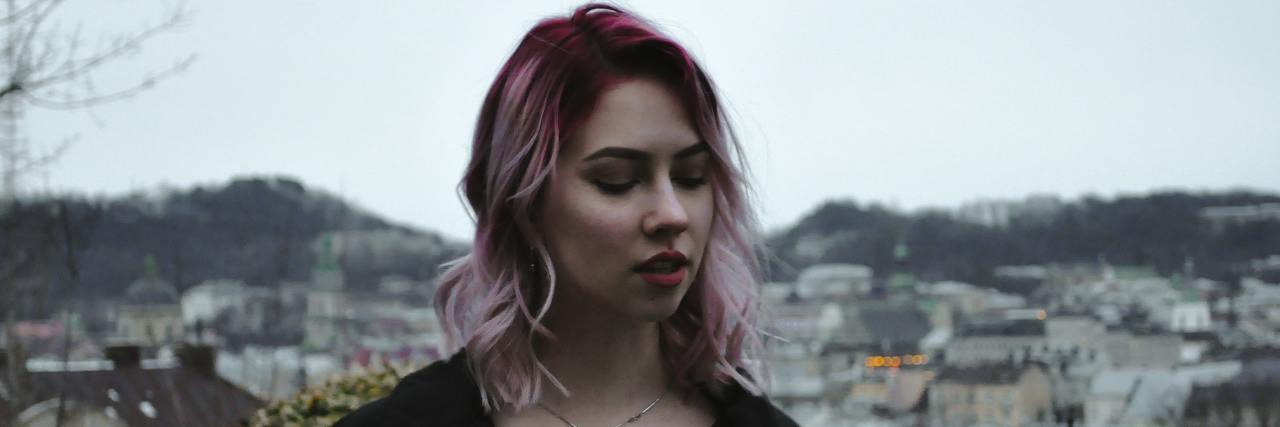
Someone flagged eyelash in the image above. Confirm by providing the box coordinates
[594,177,708,195]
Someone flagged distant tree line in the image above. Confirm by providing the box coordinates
[0,176,465,319]
[5,181,1278,320]
[766,191,1280,293]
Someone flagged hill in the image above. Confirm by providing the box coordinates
[5,180,1278,318]
[1,176,466,317]
[766,191,1280,291]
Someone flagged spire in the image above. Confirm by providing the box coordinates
[311,233,345,291]
[894,240,910,261]
[889,238,915,293]
[143,254,159,279]
[315,234,339,272]
[1174,256,1202,302]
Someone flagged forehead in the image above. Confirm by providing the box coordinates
[564,78,701,159]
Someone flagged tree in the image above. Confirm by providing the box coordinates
[0,197,102,425]
[1,1,191,423]
[1,0,195,201]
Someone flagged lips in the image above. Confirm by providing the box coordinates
[635,250,688,288]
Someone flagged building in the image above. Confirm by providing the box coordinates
[768,299,845,407]
[180,279,268,327]
[1102,331,1182,369]
[0,345,263,426]
[929,362,1052,427]
[953,195,1062,228]
[1046,315,1106,353]
[885,241,917,296]
[838,302,934,355]
[115,257,183,347]
[1184,354,1280,426]
[1200,202,1280,230]
[944,319,1045,366]
[794,263,873,300]
[1088,362,1240,427]
[1169,301,1212,333]
[304,234,351,352]
[923,281,1027,318]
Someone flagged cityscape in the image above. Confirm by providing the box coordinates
[2,180,1279,426]
[4,1,1279,426]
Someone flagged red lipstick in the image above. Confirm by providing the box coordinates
[634,250,688,288]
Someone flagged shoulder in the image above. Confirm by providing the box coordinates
[334,351,487,427]
[705,377,800,427]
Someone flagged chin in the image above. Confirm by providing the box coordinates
[626,287,688,322]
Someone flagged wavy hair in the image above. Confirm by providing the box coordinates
[434,2,768,411]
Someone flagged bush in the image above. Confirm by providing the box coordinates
[248,361,413,426]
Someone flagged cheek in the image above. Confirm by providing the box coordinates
[694,191,715,235]
[692,193,716,267]
[685,186,715,240]
[543,183,634,268]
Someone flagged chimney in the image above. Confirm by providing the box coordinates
[176,343,216,376]
[105,345,141,369]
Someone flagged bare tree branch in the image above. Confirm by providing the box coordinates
[11,0,65,80]
[7,133,72,174]
[24,4,188,90]
[0,0,194,199]
[0,82,20,98]
[23,53,194,110]
[0,0,50,26]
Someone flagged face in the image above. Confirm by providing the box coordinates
[535,78,714,325]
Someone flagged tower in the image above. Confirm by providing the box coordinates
[887,239,917,296]
[304,234,347,352]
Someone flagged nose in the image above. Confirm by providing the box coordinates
[642,178,689,239]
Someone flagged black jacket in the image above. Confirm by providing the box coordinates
[334,351,799,427]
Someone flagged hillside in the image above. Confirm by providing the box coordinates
[766,191,1280,290]
[1,176,466,316]
[4,180,1278,319]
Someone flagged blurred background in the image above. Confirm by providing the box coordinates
[2,1,1278,426]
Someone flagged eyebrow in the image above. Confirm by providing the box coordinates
[582,141,709,163]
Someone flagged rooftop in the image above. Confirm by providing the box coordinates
[935,362,1046,385]
[1,348,263,426]
[0,345,264,424]
[957,318,1045,337]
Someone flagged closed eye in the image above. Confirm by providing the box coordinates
[675,177,708,189]
[593,180,638,195]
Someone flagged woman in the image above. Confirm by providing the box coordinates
[337,3,796,426]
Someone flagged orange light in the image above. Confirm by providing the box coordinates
[872,356,886,367]
[1036,310,1047,320]
[911,355,924,364]
[889,357,901,367]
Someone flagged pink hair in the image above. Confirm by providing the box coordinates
[434,2,769,411]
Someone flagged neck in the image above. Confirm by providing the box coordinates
[536,303,669,411]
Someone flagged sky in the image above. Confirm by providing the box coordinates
[25,0,1280,240]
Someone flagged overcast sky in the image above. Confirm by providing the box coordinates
[27,0,1280,240]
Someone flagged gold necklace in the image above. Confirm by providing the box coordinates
[537,386,669,427]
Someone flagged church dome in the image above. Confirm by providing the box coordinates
[123,277,179,305]
[122,255,179,306]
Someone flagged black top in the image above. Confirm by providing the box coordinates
[334,351,799,427]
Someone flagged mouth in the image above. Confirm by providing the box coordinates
[634,250,689,288]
